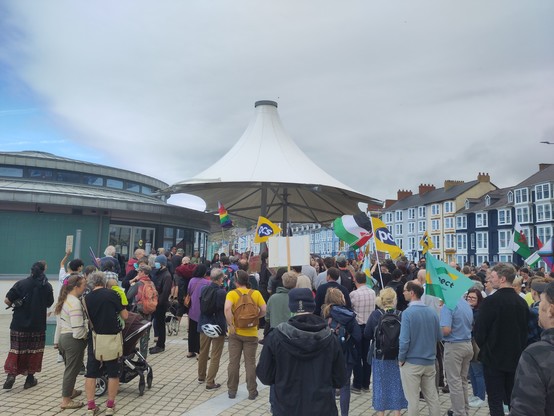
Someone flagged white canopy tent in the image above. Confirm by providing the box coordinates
[162,100,381,225]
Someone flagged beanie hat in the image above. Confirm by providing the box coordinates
[155,255,167,267]
[288,288,315,314]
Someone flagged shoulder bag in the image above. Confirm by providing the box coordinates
[82,297,123,362]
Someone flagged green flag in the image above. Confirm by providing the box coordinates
[511,221,532,259]
[425,253,475,310]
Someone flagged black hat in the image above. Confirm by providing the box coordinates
[288,288,316,313]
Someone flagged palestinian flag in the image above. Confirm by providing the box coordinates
[333,212,373,250]
[511,222,531,259]
[538,237,554,268]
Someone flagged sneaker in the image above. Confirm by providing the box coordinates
[3,375,15,390]
[351,387,362,395]
[248,390,259,400]
[228,391,237,399]
[106,406,115,415]
[197,378,205,384]
[503,404,509,415]
[87,407,100,416]
[469,398,486,408]
[23,376,37,389]
[57,353,64,363]
[206,383,221,390]
[149,346,165,354]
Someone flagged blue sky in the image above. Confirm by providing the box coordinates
[1,0,553,211]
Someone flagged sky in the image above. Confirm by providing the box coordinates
[1,0,553,212]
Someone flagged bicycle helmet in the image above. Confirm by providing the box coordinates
[201,324,223,338]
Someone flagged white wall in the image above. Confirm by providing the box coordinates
[0,275,62,316]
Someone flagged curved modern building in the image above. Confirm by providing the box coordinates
[0,151,216,276]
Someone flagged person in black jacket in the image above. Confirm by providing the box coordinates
[3,261,54,390]
[474,263,529,416]
[149,255,173,354]
[314,267,351,317]
[256,288,347,416]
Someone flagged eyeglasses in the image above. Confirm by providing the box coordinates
[466,296,478,300]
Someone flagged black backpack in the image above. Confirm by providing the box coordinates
[200,285,219,316]
[371,309,401,360]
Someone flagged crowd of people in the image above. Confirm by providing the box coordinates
[3,246,554,416]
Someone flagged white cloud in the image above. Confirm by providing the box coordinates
[2,0,554,207]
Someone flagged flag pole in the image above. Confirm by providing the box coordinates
[369,214,385,290]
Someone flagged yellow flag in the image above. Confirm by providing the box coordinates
[254,216,282,243]
[371,216,404,260]
[420,230,434,254]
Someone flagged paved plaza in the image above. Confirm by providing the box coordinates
[0,315,492,416]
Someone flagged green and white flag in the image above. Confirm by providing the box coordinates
[511,221,532,259]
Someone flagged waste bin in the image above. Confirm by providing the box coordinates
[45,316,57,346]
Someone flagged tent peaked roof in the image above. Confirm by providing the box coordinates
[164,100,381,224]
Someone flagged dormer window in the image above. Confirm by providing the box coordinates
[507,191,514,203]
[485,195,491,207]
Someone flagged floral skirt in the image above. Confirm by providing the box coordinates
[4,330,46,376]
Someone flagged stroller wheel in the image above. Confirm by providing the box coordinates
[146,366,153,389]
[95,376,108,397]
[138,376,145,396]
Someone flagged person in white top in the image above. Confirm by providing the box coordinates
[54,275,88,410]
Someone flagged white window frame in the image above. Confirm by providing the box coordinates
[418,206,426,218]
[516,206,531,224]
[385,212,393,223]
[395,224,403,236]
[476,232,488,250]
[395,211,403,222]
[431,219,440,231]
[408,208,416,220]
[456,234,467,251]
[498,230,511,250]
[444,217,454,230]
[535,183,551,201]
[515,188,529,204]
[476,213,488,228]
[444,201,454,213]
[499,254,512,263]
[497,209,512,226]
[537,226,552,247]
[536,203,552,222]
[408,222,415,234]
[431,235,441,249]
[445,234,455,249]
[418,220,427,233]
[456,215,467,230]
[431,204,440,216]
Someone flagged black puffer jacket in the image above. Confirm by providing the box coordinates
[256,313,347,416]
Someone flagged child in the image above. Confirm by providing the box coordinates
[107,278,128,328]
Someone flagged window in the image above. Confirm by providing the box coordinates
[535,184,551,201]
[465,200,470,210]
[106,178,124,189]
[395,224,403,236]
[83,175,103,186]
[431,204,440,216]
[537,204,552,222]
[395,211,403,222]
[456,255,468,265]
[456,234,467,250]
[470,233,476,250]
[508,191,514,203]
[498,209,512,225]
[418,206,426,218]
[431,219,440,231]
[476,213,488,227]
[445,234,455,249]
[408,222,415,234]
[126,182,141,193]
[499,254,512,263]
[522,226,535,248]
[537,226,553,247]
[476,232,488,250]
[515,188,529,204]
[498,230,511,249]
[0,167,23,177]
[431,235,441,249]
[29,168,53,179]
[477,255,489,265]
[456,215,467,230]
[408,237,416,250]
[444,217,454,229]
[418,220,427,232]
[485,195,491,207]
[385,212,393,223]
[516,207,531,223]
[397,238,403,249]
[408,208,416,219]
[444,201,454,213]
[56,171,81,184]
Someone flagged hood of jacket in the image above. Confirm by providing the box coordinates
[275,314,334,359]
[275,287,290,294]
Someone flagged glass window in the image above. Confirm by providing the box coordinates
[456,254,468,265]
[445,234,455,249]
[470,233,476,250]
[395,224,403,236]
[431,219,440,231]
[444,217,454,229]
[431,235,441,249]
[537,204,552,222]
[125,182,141,193]
[456,234,467,250]
[476,232,488,250]
[56,171,81,184]
[408,222,415,234]
[83,175,103,186]
[385,212,393,223]
[537,226,552,247]
[485,196,491,207]
[395,211,403,222]
[476,213,488,227]
[418,206,426,218]
[515,188,528,204]
[456,215,467,229]
[516,207,531,223]
[498,209,512,225]
[444,201,454,213]
[408,208,416,220]
[431,204,440,215]
[535,184,551,201]
[418,220,426,232]
[0,166,23,177]
[508,191,514,203]
[106,178,124,189]
[29,168,53,179]
[499,254,512,263]
[498,230,511,249]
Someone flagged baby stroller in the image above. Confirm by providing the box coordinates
[96,312,153,397]
[166,298,180,336]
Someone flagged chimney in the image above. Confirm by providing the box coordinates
[539,163,553,171]
[383,199,397,209]
[444,179,465,190]
[397,189,413,200]
[477,172,490,182]
[418,184,436,195]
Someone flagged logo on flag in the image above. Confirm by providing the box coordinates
[371,217,404,260]
[254,216,282,243]
[419,231,434,255]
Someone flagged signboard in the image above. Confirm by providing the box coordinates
[65,235,74,253]
[268,236,310,268]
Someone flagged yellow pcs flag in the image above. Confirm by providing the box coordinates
[371,216,404,260]
[254,216,282,243]
[420,231,434,255]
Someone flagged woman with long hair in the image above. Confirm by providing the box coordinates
[465,287,486,408]
[322,288,361,416]
[187,263,209,358]
[54,275,88,409]
[364,287,407,416]
[3,261,54,390]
